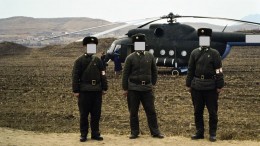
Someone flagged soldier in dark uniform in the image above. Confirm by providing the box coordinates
[122,33,164,139]
[72,36,108,142]
[186,28,224,142]
[100,52,107,71]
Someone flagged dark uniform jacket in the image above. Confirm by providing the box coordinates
[122,51,157,91]
[186,47,224,90]
[72,54,108,92]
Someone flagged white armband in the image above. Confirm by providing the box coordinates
[102,71,106,75]
[216,68,223,74]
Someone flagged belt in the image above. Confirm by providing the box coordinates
[130,79,151,85]
[195,75,215,79]
[83,80,100,85]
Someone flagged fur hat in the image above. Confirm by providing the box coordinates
[83,36,98,46]
[197,28,212,37]
[132,33,146,43]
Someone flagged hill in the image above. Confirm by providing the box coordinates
[0,16,111,34]
[0,17,125,46]
[0,41,31,55]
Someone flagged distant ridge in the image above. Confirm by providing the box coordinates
[0,16,111,33]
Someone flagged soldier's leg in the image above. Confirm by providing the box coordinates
[205,90,218,136]
[127,90,141,136]
[140,91,160,136]
[90,91,102,137]
[78,92,91,137]
[191,89,205,136]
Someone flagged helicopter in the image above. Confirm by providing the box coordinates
[102,13,260,75]
[40,12,260,75]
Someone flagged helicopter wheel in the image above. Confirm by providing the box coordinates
[171,69,180,76]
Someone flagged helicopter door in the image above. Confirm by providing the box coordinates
[119,44,132,62]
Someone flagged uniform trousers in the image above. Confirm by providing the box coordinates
[191,89,218,136]
[78,91,102,137]
[127,90,160,136]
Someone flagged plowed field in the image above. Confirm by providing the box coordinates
[0,41,259,141]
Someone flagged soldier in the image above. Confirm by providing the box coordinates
[122,33,164,139]
[186,28,224,142]
[72,36,108,142]
[100,51,107,71]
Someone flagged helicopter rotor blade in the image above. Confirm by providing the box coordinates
[177,15,260,26]
[76,17,161,42]
[137,17,162,28]
[39,22,122,41]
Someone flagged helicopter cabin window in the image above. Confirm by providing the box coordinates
[181,51,187,57]
[160,50,166,55]
[169,50,174,56]
[149,49,154,55]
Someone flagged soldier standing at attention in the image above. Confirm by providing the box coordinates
[72,36,108,142]
[122,33,164,139]
[186,28,224,142]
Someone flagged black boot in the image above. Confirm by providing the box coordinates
[191,134,204,140]
[80,136,87,142]
[129,134,139,139]
[209,135,216,142]
[91,135,103,141]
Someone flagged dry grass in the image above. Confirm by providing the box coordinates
[0,41,259,141]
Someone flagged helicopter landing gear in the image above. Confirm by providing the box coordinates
[171,69,180,75]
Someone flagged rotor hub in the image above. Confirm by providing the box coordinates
[162,12,179,23]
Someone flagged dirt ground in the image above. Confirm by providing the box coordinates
[0,40,259,145]
[1,127,259,146]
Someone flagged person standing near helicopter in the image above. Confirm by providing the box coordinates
[72,36,108,142]
[186,28,224,142]
[122,33,164,139]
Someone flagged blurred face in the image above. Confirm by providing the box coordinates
[85,44,97,54]
[199,36,210,47]
[134,42,145,51]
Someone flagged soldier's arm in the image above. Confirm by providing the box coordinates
[214,52,224,89]
[97,57,108,91]
[122,56,131,90]
[186,51,195,87]
[151,55,158,85]
[72,59,81,93]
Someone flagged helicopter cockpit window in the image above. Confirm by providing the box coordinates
[149,49,154,54]
[154,27,164,37]
[160,49,166,55]
[107,43,115,54]
[169,50,174,56]
[115,44,121,52]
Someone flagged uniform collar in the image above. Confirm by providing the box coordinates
[84,53,93,57]
[199,47,210,52]
[136,51,145,56]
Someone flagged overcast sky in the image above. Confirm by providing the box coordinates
[0,0,259,24]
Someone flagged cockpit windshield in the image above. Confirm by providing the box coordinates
[107,43,115,54]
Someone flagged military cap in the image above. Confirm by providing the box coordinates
[83,36,98,46]
[197,28,212,37]
[132,33,146,43]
